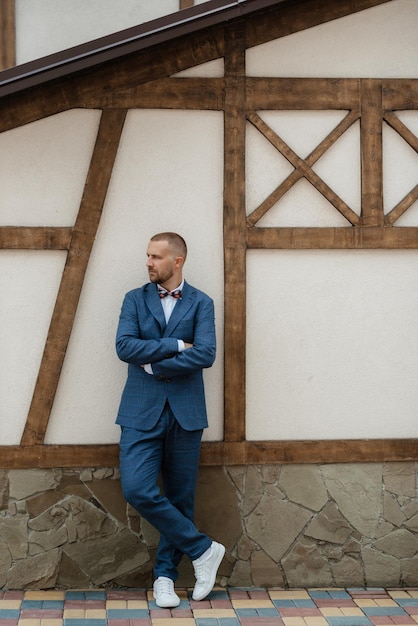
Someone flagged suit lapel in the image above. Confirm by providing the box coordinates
[164,280,194,337]
[144,283,166,332]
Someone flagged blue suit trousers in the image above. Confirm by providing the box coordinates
[119,402,212,581]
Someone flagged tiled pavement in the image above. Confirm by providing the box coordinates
[0,587,418,626]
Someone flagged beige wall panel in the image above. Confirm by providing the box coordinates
[0,110,101,227]
[16,0,179,64]
[174,59,224,78]
[247,0,418,78]
[45,109,224,445]
[246,249,418,441]
[383,111,418,223]
[0,251,66,445]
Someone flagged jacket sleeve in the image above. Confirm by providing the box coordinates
[116,291,179,365]
[152,296,216,378]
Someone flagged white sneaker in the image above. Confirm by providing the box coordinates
[153,576,180,608]
[192,541,225,601]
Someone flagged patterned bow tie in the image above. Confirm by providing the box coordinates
[158,288,182,299]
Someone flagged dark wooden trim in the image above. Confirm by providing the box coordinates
[247,227,418,249]
[94,78,225,110]
[0,227,72,249]
[223,21,247,443]
[201,439,418,465]
[0,27,225,133]
[383,79,418,109]
[361,79,383,226]
[246,77,360,110]
[0,445,120,468]
[20,109,127,446]
[0,0,15,70]
[248,111,360,226]
[1,438,417,469]
[247,109,360,227]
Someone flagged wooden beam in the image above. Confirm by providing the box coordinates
[383,79,418,109]
[20,109,127,446]
[248,111,360,226]
[200,439,418,465]
[95,78,225,110]
[1,438,417,469]
[247,227,418,250]
[361,79,383,226]
[0,227,72,249]
[223,21,247,443]
[0,27,224,132]
[246,77,360,110]
[247,109,360,227]
[0,0,15,70]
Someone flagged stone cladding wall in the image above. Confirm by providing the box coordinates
[0,462,417,589]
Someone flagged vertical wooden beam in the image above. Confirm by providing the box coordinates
[0,0,16,69]
[180,0,194,8]
[361,79,383,226]
[21,109,127,446]
[223,21,247,443]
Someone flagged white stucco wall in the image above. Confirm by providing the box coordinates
[15,0,179,64]
[2,0,418,446]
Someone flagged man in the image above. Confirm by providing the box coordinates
[116,232,225,608]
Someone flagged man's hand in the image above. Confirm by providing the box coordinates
[184,343,193,349]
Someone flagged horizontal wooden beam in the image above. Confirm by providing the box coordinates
[95,78,225,110]
[246,77,359,110]
[383,79,418,109]
[1,438,417,468]
[246,227,418,249]
[0,227,72,249]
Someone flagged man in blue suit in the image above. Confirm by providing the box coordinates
[116,232,225,608]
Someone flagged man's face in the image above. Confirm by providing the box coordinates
[146,240,178,287]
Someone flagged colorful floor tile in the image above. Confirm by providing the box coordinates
[0,588,417,625]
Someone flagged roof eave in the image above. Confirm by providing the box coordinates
[0,0,291,98]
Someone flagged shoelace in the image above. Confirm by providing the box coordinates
[193,559,207,581]
[157,578,175,594]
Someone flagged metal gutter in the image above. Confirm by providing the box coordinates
[0,0,290,98]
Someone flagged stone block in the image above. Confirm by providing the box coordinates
[321,463,382,537]
[7,548,61,589]
[279,464,328,511]
[246,491,311,561]
[63,528,149,585]
[282,537,333,587]
[305,501,353,544]
[362,546,401,586]
[8,470,60,500]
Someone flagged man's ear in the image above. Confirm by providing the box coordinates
[175,256,184,270]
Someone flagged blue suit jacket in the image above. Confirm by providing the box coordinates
[115,280,216,431]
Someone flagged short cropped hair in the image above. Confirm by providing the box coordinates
[150,232,187,260]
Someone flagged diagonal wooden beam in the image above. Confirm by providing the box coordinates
[248,111,360,226]
[247,109,360,226]
[20,108,127,446]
